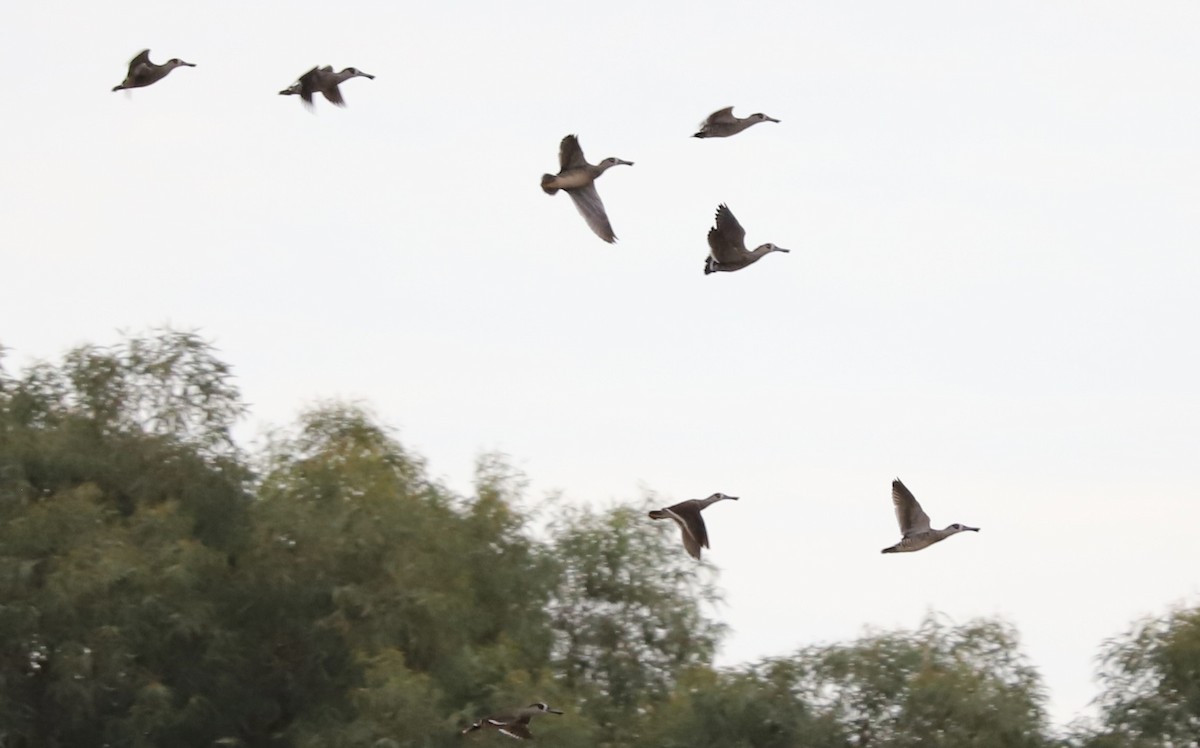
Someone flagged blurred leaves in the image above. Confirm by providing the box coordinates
[1073,606,1200,748]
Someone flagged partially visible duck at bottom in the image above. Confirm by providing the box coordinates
[461,703,563,740]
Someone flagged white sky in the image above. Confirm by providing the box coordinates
[3,0,1199,730]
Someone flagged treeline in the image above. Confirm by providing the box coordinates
[0,331,1196,747]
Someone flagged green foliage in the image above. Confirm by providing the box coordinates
[545,497,726,736]
[1083,605,1200,747]
[3,329,1196,748]
[0,329,251,550]
[639,665,841,748]
[755,615,1051,748]
[7,329,244,455]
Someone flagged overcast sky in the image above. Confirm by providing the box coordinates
[4,0,1199,729]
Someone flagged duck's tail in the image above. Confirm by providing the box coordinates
[704,257,717,275]
[540,174,559,195]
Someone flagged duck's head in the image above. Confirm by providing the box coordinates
[529,703,563,715]
[948,523,980,533]
[754,243,791,254]
[752,113,780,124]
[342,67,375,80]
[166,59,196,70]
[598,157,634,171]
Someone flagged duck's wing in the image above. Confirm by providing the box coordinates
[127,49,151,75]
[321,82,346,106]
[297,67,322,105]
[566,183,616,243]
[703,106,737,126]
[558,134,588,171]
[706,203,747,263]
[663,503,708,557]
[497,716,534,740]
[892,479,932,536]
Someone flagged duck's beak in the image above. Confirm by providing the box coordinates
[964,526,980,532]
[767,116,780,123]
[548,709,564,715]
[774,247,792,253]
[618,159,634,166]
[361,72,376,79]
[181,61,197,67]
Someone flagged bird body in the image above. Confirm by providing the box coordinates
[881,479,978,553]
[462,703,563,740]
[541,135,633,243]
[704,204,790,275]
[112,50,195,92]
[648,492,738,559]
[693,106,780,138]
[543,168,601,192]
[279,65,374,107]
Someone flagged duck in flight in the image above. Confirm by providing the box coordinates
[882,479,979,553]
[648,493,738,560]
[462,703,563,740]
[279,66,375,107]
[704,204,790,275]
[693,107,780,138]
[541,135,633,243]
[112,50,195,92]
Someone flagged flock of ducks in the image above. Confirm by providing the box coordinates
[460,479,978,737]
[110,50,790,272]
[538,110,788,259]
[111,48,980,739]
[648,480,978,562]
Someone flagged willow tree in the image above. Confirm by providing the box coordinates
[0,330,253,747]
[757,616,1052,748]
[1080,604,1200,748]
[544,498,727,739]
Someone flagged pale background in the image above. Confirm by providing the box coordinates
[3,0,1198,729]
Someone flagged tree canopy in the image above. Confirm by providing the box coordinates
[0,330,1196,747]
